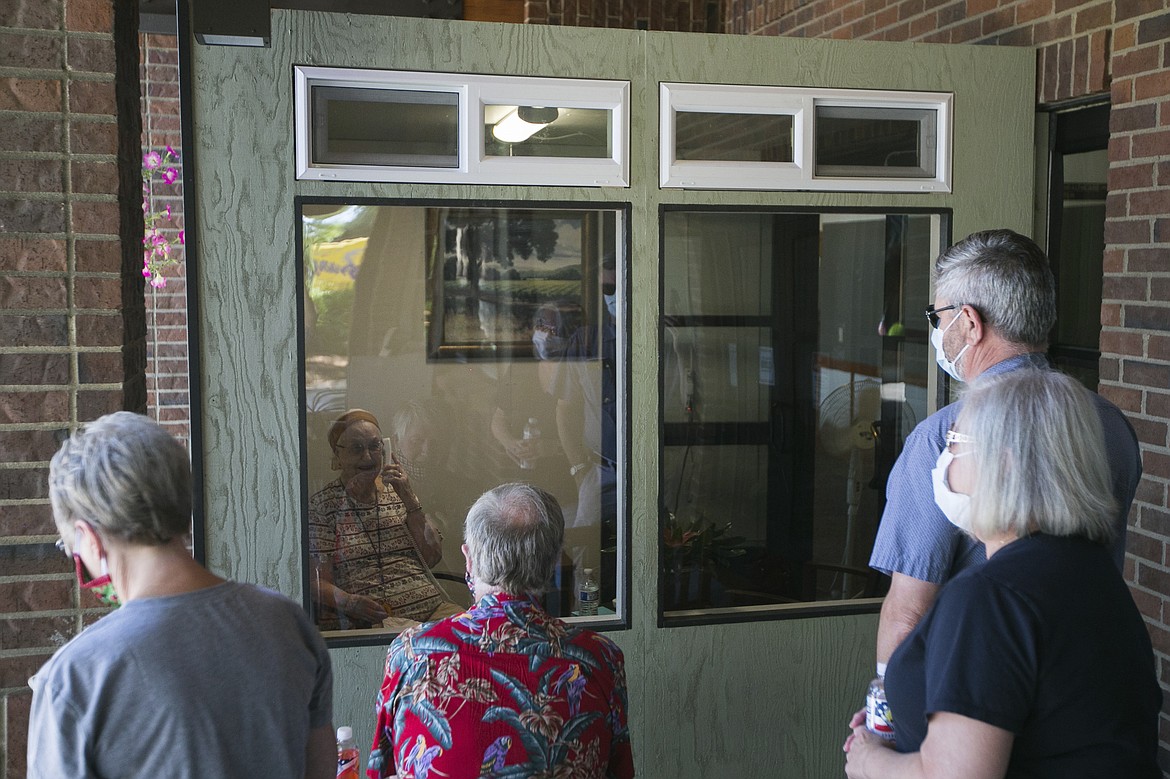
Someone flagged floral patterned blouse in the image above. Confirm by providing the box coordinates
[368,592,634,779]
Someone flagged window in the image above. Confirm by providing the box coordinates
[299,199,628,644]
[294,67,629,186]
[660,83,952,192]
[1042,101,1109,391]
[659,208,949,623]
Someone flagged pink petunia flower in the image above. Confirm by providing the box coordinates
[162,168,178,185]
[143,151,162,169]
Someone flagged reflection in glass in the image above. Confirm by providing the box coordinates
[660,210,946,621]
[312,86,460,167]
[484,105,612,159]
[301,202,624,639]
[675,111,794,162]
[815,106,936,178]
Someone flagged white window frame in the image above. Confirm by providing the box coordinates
[294,66,629,187]
[660,83,952,193]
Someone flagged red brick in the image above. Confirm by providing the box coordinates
[1123,360,1170,389]
[71,199,121,236]
[1075,0,1112,34]
[1137,568,1170,621]
[0,429,66,465]
[1131,416,1169,448]
[0,466,50,500]
[1114,20,1137,50]
[1127,305,1170,332]
[0,77,61,112]
[0,32,64,69]
[1155,219,1170,243]
[1111,163,1155,191]
[1136,474,1167,507]
[66,35,115,74]
[1128,528,1166,567]
[0,1,61,28]
[1105,218,1152,245]
[71,161,119,195]
[1102,302,1122,327]
[1103,275,1149,301]
[1137,11,1170,46]
[5,689,32,778]
[1150,390,1170,421]
[78,351,123,384]
[0,159,64,194]
[74,239,120,273]
[0,391,69,423]
[0,354,70,385]
[77,389,124,419]
[1145,450,1170,481]
[1101,329,1145,356]
[65,0,113,33]
[0,115,63,153]
[74,276,121,309]
[1104,247,1126,273]
[1132,130,1170,160]
[0,580,72,617]
[1151,334,1170,361]
[0,314,68,346]
[1087,30,1108,93]
[69,119,117,155]
[1111,102,1158,133]
[0,276,67,309]
[0,503,56,537]
[1100,383,1142,413]
[0,614,77,651]
[1129,248,1169,273]
[1100,355,1120,381]
[69,77,116,115]
[0,651,53,690]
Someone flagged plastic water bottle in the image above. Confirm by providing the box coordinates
[336,726,360,779]
[865,673,895,742]
[521,417,540,469]
[579,567,600,616]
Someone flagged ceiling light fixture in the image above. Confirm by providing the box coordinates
[492,106,561,143]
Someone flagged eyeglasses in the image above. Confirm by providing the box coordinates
[336,440,384,457]
[924,303,960,329]
[945,430,975,445]
[55,538,67,555]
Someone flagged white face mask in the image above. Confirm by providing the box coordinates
[604,292,617,320]
[931,309,969,382]
[532,329,565,361]
[932,448,972,532]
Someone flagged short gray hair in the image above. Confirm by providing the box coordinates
[934,229,1055,347]
[49,412,192,545]
[959,369,1115,543]
[464,482,564,595]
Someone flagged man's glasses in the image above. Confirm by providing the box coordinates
[924,303,959,329]
[336,440,384,457]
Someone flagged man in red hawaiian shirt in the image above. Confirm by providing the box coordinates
[367,482,634,779]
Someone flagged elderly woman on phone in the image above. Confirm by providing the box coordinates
[309,409,459,630]
[844,368,1160,779]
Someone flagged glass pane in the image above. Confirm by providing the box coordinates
[1051,148,1105,388]
[301,202,625,641]
[484,105,612,158]
[313,86,459,167]
[815,106,936,178]
[660,209,945,621]
[675,111,794,162]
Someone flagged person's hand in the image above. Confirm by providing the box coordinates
[504,436,538,464]
[843,709,894,779]
[341,593,389,624]
[381,453,416,503]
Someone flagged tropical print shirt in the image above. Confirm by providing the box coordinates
[367,592,634,779]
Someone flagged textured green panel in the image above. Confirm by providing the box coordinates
[187,12,1032,777]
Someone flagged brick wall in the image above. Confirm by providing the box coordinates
[524,0,722,31]
[140,31,189,446]
[0,1,141,776]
